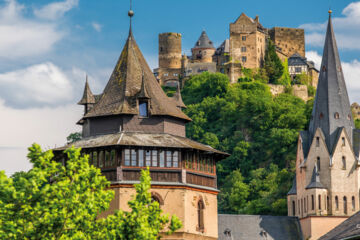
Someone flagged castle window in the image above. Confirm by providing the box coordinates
[292,201,296,216]
[342,137,346,146]
[138,149,144,167]
[242,36,246,41]
[352,196,355,211]
[317,157,321,171]
[241,47,246,52]
[335,196,339,210]
[301,199,303,215]
[197,200,205,232]
[319,195,321,210]
[344,196,348,214]
[152,150,158,167]
[139,101,148,117]
[242,56,247,62]
[327,196,330,211]
[342,156,346,169]
[311,195,314,210]
[316,137,320,147]
[334,112,340,119]
[304,197,307,213]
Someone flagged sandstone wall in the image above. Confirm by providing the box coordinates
[269,27,305,57]
[159,33,182,69]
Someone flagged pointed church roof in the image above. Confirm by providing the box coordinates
[287,177,297,195]
[78,76,95,105]
[306,166,326,189]
[83,30,191,121]
[308,11,354,151]
[172,84,186,109]
[193,31,215,49]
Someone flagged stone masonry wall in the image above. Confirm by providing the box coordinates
[269,27,305,57]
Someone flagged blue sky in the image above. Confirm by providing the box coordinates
[1,0,360,174]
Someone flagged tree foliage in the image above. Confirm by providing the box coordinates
[0,144,181,239]
[182,72,312,215]
[264,40,284,83]
[66,132,82,144]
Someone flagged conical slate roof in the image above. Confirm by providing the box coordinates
[306,166,326,189]
[287,177,297,195]
[172,84,186,109]
[308,12,354,151]
[84,30,191,121]
[78,76,95,105]
[193,31,215,49]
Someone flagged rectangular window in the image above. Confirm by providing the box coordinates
[124,149,130,166]
[138,150,144,167]
[317,157,321,171]
[93,151,98,167]
[131,149,137,166]
[110,150,116,167]
[242,56,247,62]
[159,150,165,167]
[173,151,179,168]
[342,137,346,146]
[105,151,110,167]
[241,47,246,52]
[166,151,172,167]
[295,67,302,73]
[139,101,148,117]
[99,151,104,168]
[242,36,246,41]
[145,150,151,166]
[152,150,158,167]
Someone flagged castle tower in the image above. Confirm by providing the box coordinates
[154,32,182,87]
[229,13,267,82]
[78,75,95,115]
[191,31,216,63]
[55,5,228,240]
[288,11,360,240]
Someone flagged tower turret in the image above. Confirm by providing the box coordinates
[78,75,95,114]
[191,30,215,63]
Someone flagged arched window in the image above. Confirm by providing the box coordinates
[335,196,339,210]
[301,199,303,215]
[311,195,314,210]
[334,112,340,119]
[292,201,296,216]
[151,192,164,206]
[304,197,307,213]
[344,196,348,214]
[319,195,321,210]
[352,196,355,211]
[197,200,205,232]
[342,157,346,169]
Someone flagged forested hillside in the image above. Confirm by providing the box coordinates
[178,72,314,215]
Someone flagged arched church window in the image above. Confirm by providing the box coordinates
[352,196,355,211]
[342,157,346,170]
[311,195,314,210]
[316,137,320,147]
[344,196,348,214]
[197,199,205,232]
[327,196,330,211]
[335,196,339,210]
[334,112,340,119]
[292,201,296,216]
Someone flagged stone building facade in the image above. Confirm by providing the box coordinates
[287,12,360,240]
[55,10,228,240]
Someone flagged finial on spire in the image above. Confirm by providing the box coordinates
[328,9,332,15]
[128,0,134,32]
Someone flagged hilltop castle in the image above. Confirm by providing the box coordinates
[154,13,318,88]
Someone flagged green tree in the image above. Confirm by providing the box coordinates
[264,40,284,83]
[66,132,82,144]
[0,144,181,239]
[276,59,291,86]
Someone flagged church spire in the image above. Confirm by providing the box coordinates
[308,10,354,151]
[78,75,95,105]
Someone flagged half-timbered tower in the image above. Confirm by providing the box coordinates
[288,11,360,240]
[55,7,228,240]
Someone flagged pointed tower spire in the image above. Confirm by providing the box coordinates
[128,0,134,34]
[308,10,354,151]
[172,83,186,109]
[306,166,326,189]
[78,75,95,105]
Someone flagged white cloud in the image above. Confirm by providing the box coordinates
[0,100,82,175]
[305,51,360,104]
[301,1,360,50]
[0,0,63,59]
[92,22,102,32]
[34,0,79,20]
[0,62,73,108]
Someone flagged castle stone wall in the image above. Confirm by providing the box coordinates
[269,27,305,57]
[159,33,182,69]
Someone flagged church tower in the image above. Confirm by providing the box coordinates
[55,3,228,240]
[288,11,360,240]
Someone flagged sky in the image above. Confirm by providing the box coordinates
[1,0,360,175]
